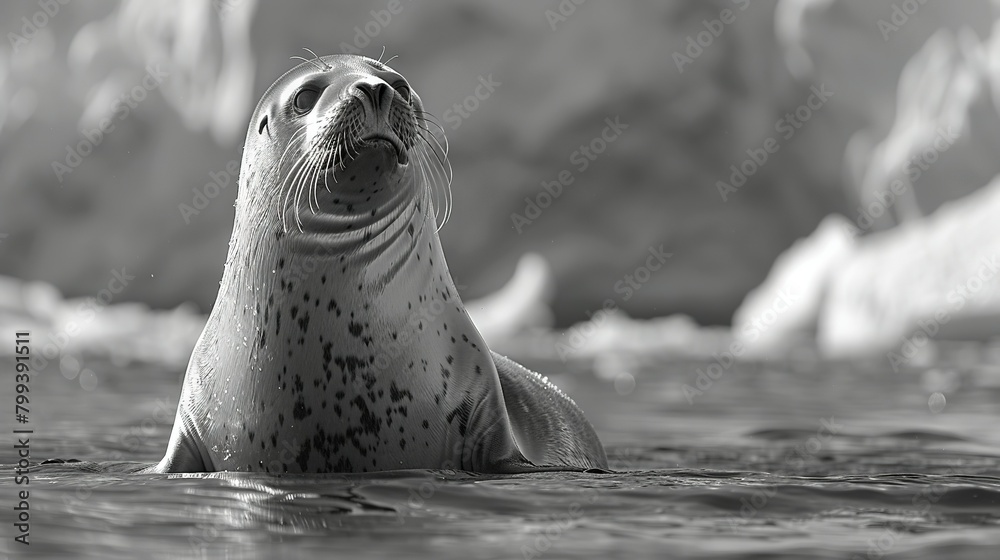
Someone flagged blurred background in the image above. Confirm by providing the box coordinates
[2,0,1000,376]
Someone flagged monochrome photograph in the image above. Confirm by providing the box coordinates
[1,1,999,558]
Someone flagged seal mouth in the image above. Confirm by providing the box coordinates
[358,133,409,165]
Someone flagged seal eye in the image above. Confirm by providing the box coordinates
[293,88,320,113]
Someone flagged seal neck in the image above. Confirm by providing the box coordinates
[222,162,445,316]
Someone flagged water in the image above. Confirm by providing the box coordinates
[2,355,1000,559]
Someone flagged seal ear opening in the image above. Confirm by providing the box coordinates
[258,115,270,136]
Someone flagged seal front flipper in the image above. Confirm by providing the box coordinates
[459,400,576,474]
[150,398,213,473]
[491,351,608,470]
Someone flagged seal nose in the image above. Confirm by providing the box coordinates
[355,81,395,115]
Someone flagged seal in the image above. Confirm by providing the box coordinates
[151,53,607,474]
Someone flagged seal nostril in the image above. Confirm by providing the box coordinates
[374,83,393,110]
[356,82,394,113]
[356,82,376,108]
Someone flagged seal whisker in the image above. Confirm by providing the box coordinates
[287,152,318,230]
[312,148,333,203]
[413,141,438,226]
[411,141,437,224]
[344,127,359,165]
[284,159,306,231]
[333,121,352,169]
[344,128,357,169]
[413,123,445,153]
[414,124,448,168]
[305,153,324,214]
[415,141,449,230]
[337,135,347,169]
[275,133,309,208]
[274,126,310,181]
[415,112,450,156]
[290,56,326,72]
[415,113,445,139]
[302,47,331,70]
[276,127,309,169]
[309,149,329,200]
[413,140,441,226]
[322,148,336,192]
[414,112,445,134]
[296,154,321,219]
[279,149,308,194]
[415,129,453,228]
[332,131,345,179]
[279,155,308,232]
[417,128,452,183]
[416,123,452,230]
[347,128,362,165]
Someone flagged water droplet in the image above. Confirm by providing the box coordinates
[614,372,636,396]
[60,355,81,380]
[928,392,946,414]
[79,369,98,391]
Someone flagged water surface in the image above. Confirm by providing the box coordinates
[3,355,999,559]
